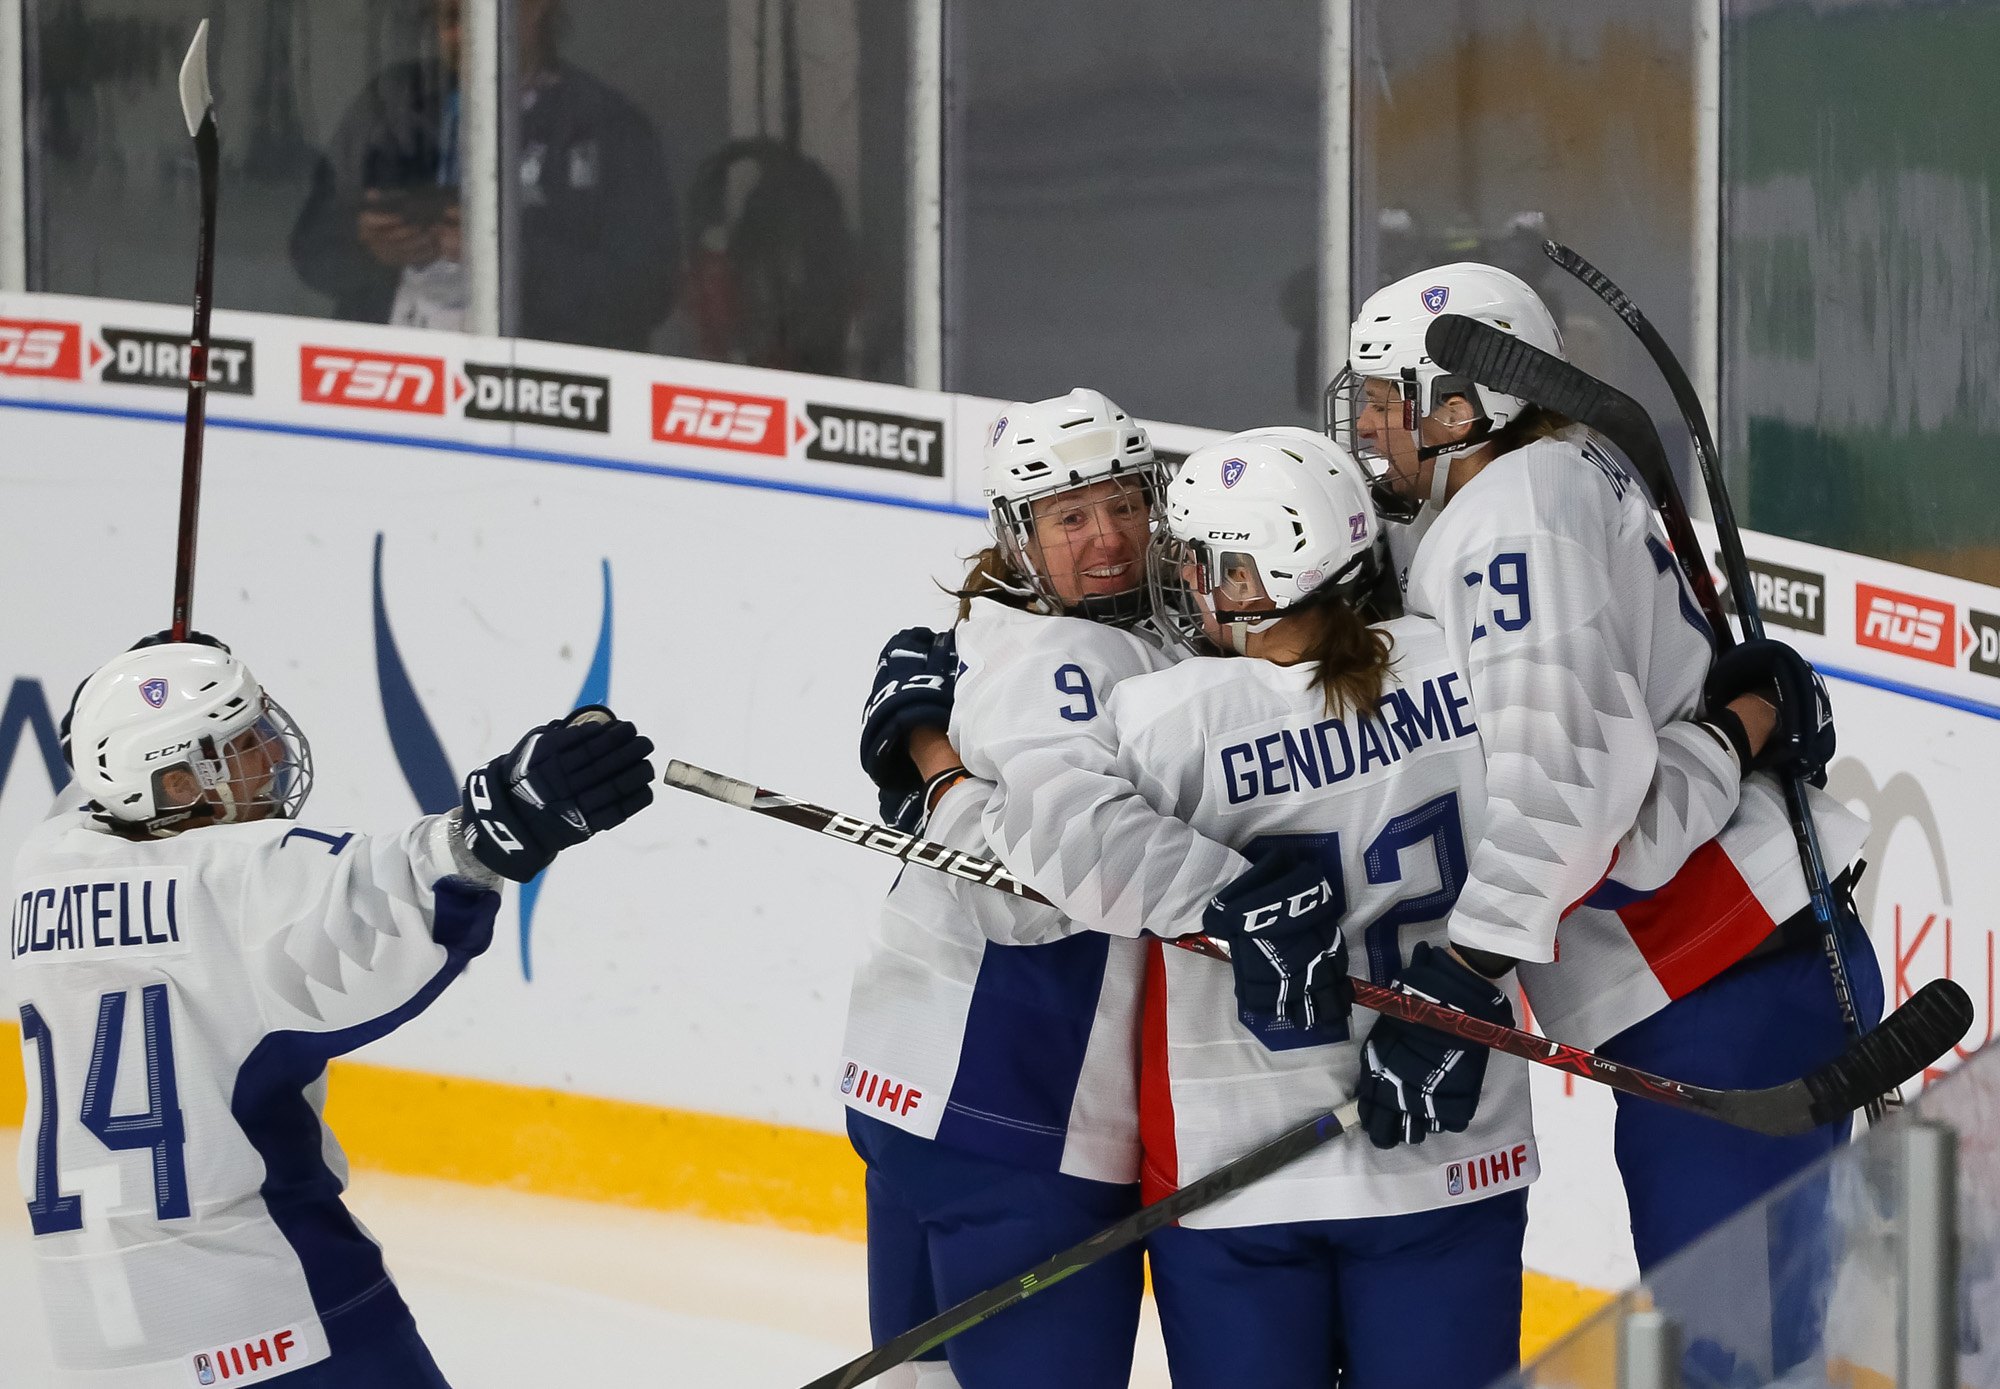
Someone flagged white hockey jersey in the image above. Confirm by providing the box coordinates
[7,797,499,1387]
[1397,429,1870,1045]
[838,777,1145,1183]
[1107,618,1536,1226]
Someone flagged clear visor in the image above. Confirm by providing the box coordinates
[1147,534,1280,656]
[994,468,1164,626]
[149,697,314,826]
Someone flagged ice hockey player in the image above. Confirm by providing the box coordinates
[1327,263,1882,1281]
[843,388,1175,1388]
[9,637,653,1387]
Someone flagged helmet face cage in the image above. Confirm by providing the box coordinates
[141,696,313,831]
[991,461,1167,628]
[1327,365,1494,526]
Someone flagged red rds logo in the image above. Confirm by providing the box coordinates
[652,383,786,456]
[1856,583,1955,667]
[0,318,82,379]
[300,346,447,415]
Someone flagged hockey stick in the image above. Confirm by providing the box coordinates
[663,759,1967,1134]
[1535,241,1884,1112]
[803,1100,1363,1389]
[1422,313,1731,640]
[170,21,218,642]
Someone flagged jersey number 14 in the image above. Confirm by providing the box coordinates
[20,985,190,1234]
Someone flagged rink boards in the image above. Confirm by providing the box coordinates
[0,293,1993,1296]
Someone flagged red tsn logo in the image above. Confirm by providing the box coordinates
[300,346,446,415]
[652,383,786,456]
[0,318,81,379]
[1857,583,1953,666]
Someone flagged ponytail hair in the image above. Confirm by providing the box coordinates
[1489,403,1573,456]
[1298,589,1398,716]
[946,545,1034,624]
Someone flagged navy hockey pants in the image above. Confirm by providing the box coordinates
[1147,1189,1528,1389]
[1598,934,1884,1269]
[848,1110,1144,1389]
[1598,935,1884,1376]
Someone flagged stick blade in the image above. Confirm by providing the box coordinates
[1802,978,1976,1126]
[179,19,214,138]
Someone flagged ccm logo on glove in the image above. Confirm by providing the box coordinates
[1232,877,1338,933]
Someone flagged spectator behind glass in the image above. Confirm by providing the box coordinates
[290,0,679,351]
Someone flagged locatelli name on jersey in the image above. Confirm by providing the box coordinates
[463,362,609,432]
[804,403,944,477]
[101,326,255,395]
[1221,674,1478,805]
[10,870,189,962]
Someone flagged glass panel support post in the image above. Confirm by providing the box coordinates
[0,0,22,292]
[464,0,504,338]
[906,0,943,391]
[1692,0,1721,521]
[1620,1309,1681,1389]
[1900,1119,1960,1389]
[1318,0,1351,402]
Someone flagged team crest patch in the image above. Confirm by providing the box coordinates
[1220,457,1246,488]
[1421,285,1450,314]
[990,416,1008,446]
[141,678,169,708]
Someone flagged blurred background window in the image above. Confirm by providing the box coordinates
[25,0,909,382]
[944,0,1323,430]
[1722,0,2000,584]
[1352,0,1700,493]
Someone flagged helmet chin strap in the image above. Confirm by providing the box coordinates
[1222,613,1284,655]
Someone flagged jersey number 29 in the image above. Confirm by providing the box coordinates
[20,985,190,1235]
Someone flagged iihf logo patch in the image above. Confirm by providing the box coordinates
[841,1061,859,1095]
[991,416,1008,446]
[1220,457,1246,489]
[1446,1162,1465,1196]
[1421,285,1450,314]
[140,678,169,708]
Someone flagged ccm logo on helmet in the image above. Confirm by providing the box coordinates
[0,318,82,379]
[143,740,196,763]
[301,347,446,415]
[652,384,787,456]
[1206,531,1251,542]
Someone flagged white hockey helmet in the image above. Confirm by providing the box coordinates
[1150,426,1380,655]
[1328,262,1564,520]
[981,387,1164,626]
[68,643,312,835]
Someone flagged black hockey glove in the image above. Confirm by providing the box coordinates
[1704,637,1835,786]
[860,626,959,829]
[1203,851,1353,1040]
[1356,941,1513,1150]
[461,706,656,883]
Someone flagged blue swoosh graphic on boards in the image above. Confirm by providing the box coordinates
[371,534,459,815]
[517,559,613,980]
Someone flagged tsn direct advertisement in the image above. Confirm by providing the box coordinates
[0,292,1995,1291]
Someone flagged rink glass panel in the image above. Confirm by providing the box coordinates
[1723,0,2000,584]
[26,0,434,318]
[1351,0,1700,494]
[1489,1039,2000,1389]
[22,0,910,381]
[944,0,1322,431]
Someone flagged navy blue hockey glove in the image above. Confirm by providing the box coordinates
[1204,851,1353,1040]
[1704,637,1835,786]
[1356,941,1513,1150]
[461,705,656,883]
[860,626,959,829]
